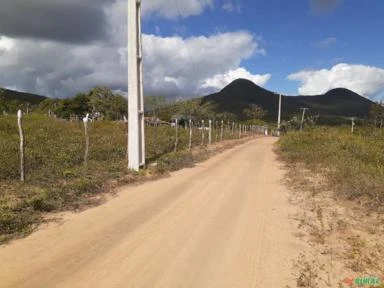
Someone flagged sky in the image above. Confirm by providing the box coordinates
[0,0,383,101]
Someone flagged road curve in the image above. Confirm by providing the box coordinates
[0,137,302,288]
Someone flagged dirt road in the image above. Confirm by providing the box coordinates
[0,137,304,288]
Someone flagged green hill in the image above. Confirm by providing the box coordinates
[202,79,374,123]
[0,87,47,113]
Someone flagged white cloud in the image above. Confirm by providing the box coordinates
[0,36,14,52]
[222,1,242,13]
[143,32,266,96]
[314,37,337,49]
[0,0,268,98]
[0,30,266,98]
[288,63,384,98]
[200,68,271,92]
[142,0,213,19]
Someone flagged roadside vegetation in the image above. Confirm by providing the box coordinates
[278,126,384,206]
[0,111,255,243]
[278,124,384,287]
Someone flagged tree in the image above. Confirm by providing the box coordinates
[38,98,61,114]
[243,104,267,123]
[145,96,166,118]
[370,102,384,128]
[173,98,216,122]
[54,93,90,119]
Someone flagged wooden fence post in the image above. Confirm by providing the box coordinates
[174,118,179,152]
[83,113,90,169]
[208,120,212,145]
[17,110,25,182]
[239,124,242,138]
[189,119,193,150]
[215,121,218,142]
[201,120,205,146]
[220,120,224,141]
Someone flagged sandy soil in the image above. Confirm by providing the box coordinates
[0,137,304,288]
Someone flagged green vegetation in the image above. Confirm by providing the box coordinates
[39,87,128,121]
[0,113,241,243]
[278,126,384,206]
[370,102,384,128]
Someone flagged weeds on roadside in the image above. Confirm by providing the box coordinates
[278,126,384,207]
[0,114,241,242]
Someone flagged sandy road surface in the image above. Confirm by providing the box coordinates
[0,137,304,288]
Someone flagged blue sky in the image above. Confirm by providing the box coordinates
[141,0,384,98]
[0,0,383,100]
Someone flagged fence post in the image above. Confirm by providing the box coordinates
[239,124,242,138]
[215,121,218,143]
[208,120,212,145]
[220,120,224,141]
[201,120,205,146]
[83,113,90,170]
[17,110,25,182]
[174,118,179,152]
[189,119,192,150]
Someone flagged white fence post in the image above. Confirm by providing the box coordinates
[17,110,25,182]
[83,113,90,169]
[208,120,212,145]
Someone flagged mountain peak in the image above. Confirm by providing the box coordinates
[323,88,366,101]
[202,78,373,121]
[221,78,269,94]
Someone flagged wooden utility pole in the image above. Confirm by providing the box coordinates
[300,108,309,131]
[128,0,145,171]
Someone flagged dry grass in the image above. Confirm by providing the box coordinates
[278,126,384,207]
[0,114,243,243]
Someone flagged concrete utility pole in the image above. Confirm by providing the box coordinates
[128,0,145,171]
[300,108,309,131]
[277,94,282,136]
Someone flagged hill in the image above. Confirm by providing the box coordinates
[0,87,47,113]
[202,79,374,123]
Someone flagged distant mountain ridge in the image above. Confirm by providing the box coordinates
[202,79,374,122]
[0,87,47,105]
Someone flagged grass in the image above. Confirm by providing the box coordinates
[0,114,242,243]
[278,126,384,207]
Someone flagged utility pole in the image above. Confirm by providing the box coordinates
[277,94,282,136]
[300,108,309,131]
[128,0,145,171]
